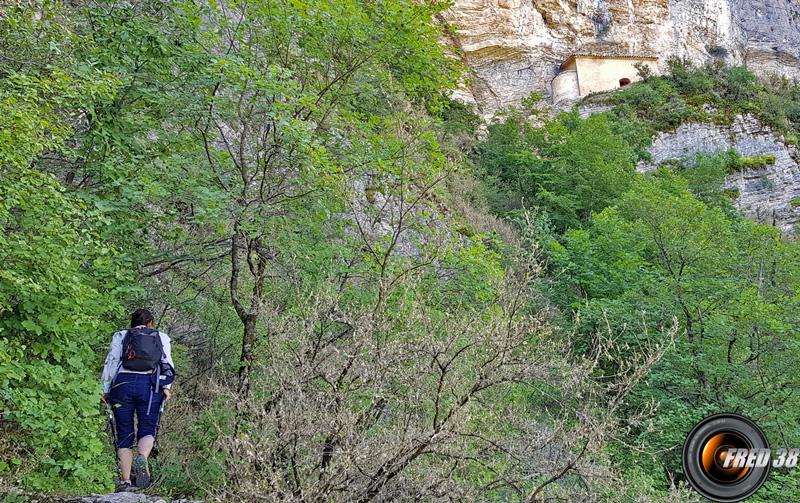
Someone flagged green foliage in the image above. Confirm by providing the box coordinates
[477,110,637,230]
[551,175,800,488]
[633,61,654,80]
[609,74,704,133]
[653,151,747,213]
[0,89,128,491]
[674,153,731,202]
[1,492,29,503]
[520,91,546,115]
[1,0,485,496]
[610,58,800,140]
[3,0,799,500]
[434,97,482,154]
[753,468,800,502]
[734,153,777,171]
[722,187,740,199]
[0,14,135,488]
[477,59,800,500]
[152,401,230,496]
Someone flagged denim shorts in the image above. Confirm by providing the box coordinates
[109,372,164,449]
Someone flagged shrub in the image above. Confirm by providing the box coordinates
[476,111,637,231]
[722,188,741,199]
[607,60,800,144]
[435,97,481,150]
[722,65,761,102]
[0,167,125,492]
[728,153,777,172]
[0,62,127,492]
[634,61,654,80]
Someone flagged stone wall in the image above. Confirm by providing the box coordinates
[551,70,579,103]
[639,114,800,234]
[573,56,658,96]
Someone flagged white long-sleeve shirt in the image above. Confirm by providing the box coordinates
[101,326,175,393]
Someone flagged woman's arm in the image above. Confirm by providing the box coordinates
[100,331,124,394]
[159,332,175,390]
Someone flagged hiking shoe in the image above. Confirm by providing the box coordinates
[133,454,151,488]
[115,480,135,492]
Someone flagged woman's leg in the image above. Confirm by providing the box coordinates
[134,383,164,457]
[132,378,164,487]
[109,378,136,482]
[118,448,133,481]
[137,434,155,458]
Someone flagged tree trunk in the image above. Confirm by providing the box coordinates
[238,313,258,396]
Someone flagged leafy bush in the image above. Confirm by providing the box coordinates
[722,187,741,199]
[0,31,137,489]
[608,58,800,142]
[477,110,637,230]
[434,97,482,154]
[0,116,127,493]
[477,61,800,498]
[726,153,777,172]
[719,65,761,102]
[553,175,800,486]
[4,1,800,500]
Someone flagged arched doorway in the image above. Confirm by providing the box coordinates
[619,77,631,87]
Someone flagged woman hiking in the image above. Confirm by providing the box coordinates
[101,308,175,492]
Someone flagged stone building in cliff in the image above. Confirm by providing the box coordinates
[551,53,659,103]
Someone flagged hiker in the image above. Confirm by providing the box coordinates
[101,308,175,492]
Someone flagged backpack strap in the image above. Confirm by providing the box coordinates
[147,362,160,416]
[147,328,165,416]
[120,329,131,359]
[154,328,164,350]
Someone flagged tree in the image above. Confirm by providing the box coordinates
[123,0,464,397]
[0,44,127,489]
[478,111,637,230]
[553,174,800,488]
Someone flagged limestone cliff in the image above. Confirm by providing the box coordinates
[442,0,800,115]
[640,114,800,234]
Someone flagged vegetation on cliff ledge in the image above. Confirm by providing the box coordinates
[607,57,800,139]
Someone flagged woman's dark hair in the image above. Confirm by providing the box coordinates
[130,308,154,328]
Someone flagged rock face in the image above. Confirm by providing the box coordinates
[442,0,800,115]
[639,114,800,234]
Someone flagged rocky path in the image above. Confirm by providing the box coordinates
[13,494,198,503]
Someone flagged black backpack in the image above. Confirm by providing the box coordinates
[121,327,163,372]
